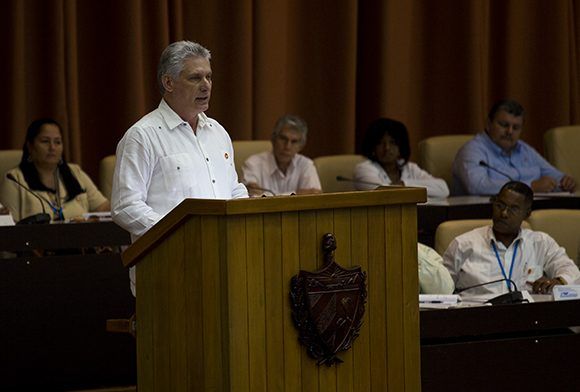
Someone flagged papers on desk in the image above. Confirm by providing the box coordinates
[0,214,15,226]
[419,291,537,309]
[80,211,113,222]
[419,294,459,309]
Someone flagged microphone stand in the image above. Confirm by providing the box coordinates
[6,173,51,225]
[455,278,528,305]
[479,161,514,181]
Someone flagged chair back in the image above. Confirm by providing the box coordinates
[99,155,116,200]
[435,219,531,255]
[418,134,473,188]
[232,140,271,181]
[313,154,366,192]
[0,150,22,179]
[544,125,580,193]
[527,209,580,265]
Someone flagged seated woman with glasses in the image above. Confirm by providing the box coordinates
[0,118,110,223]
[354,117,449,198]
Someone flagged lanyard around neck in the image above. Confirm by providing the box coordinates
[491,239,520,291]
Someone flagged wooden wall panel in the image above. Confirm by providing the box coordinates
[199,216,226,390]
[281,212,303,392]
[166,225,187,391]
[298,211,320,391]
[225,216,250,389]
[263,213,285,391]
[350,207,371,392]
[245,213,267,391]
[385,206,405,391]
[366,206,388,390]
[151,230,173,391]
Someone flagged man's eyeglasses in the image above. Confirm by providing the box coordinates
[490,197,522,216]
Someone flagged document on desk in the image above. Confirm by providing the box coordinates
[419,294,459,309]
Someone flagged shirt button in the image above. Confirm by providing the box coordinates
[206,158,209,161]
[177,166,180,170]
[212,180,215,183]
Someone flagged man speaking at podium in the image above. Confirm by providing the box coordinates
[111,41,248,294]
[443,181,580,297]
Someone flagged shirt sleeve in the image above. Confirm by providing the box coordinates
[442,239,463,286]
[525,145,565,185]
[241,155,261,186]
[72,165,108,210]
[404,162,450,198]
[535,232,580,285]
[111,128,163,238]
[297,159,322,191]
[453,140,509,195]
[353,160,384,190]
[418,243,455,294]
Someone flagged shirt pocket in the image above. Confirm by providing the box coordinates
[158,153,197,199]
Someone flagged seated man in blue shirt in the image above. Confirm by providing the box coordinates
[452,99,576,195]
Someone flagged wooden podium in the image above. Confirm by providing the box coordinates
[123,187,426,391]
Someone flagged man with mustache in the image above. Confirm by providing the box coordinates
[443,181,580,296]
[452,99,575,195]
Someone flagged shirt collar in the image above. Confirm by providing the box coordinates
[268,151,297,176]
[480,131,521,156]
[158,99,208,131]
[486,225,524,249]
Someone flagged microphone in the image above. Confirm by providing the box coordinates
[6,173,51,225]
[479,161,514,181]
[455,278,527,305]
[336,176,384,188]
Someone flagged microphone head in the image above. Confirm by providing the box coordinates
[479,160,487,167]
[6,173,16,181]
[336,175,346,181]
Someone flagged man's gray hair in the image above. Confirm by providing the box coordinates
[271,114,308,144]
[157,41,211,94]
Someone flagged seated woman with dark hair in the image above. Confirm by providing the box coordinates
[354,117,449,198]
[0,118,110,223]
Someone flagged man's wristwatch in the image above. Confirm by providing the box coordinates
[554,277,567,285]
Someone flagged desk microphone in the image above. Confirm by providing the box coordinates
[336,176,384,188]
[455,278,527,305]
[479,161,514,181]
[6,173,51,225]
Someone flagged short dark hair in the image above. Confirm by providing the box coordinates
[487,99,525,121]
[361,118,411,165]
[498,181,533,208]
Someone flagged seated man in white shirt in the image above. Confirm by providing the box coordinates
[443,181,580,296]
[242,115,322,196]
